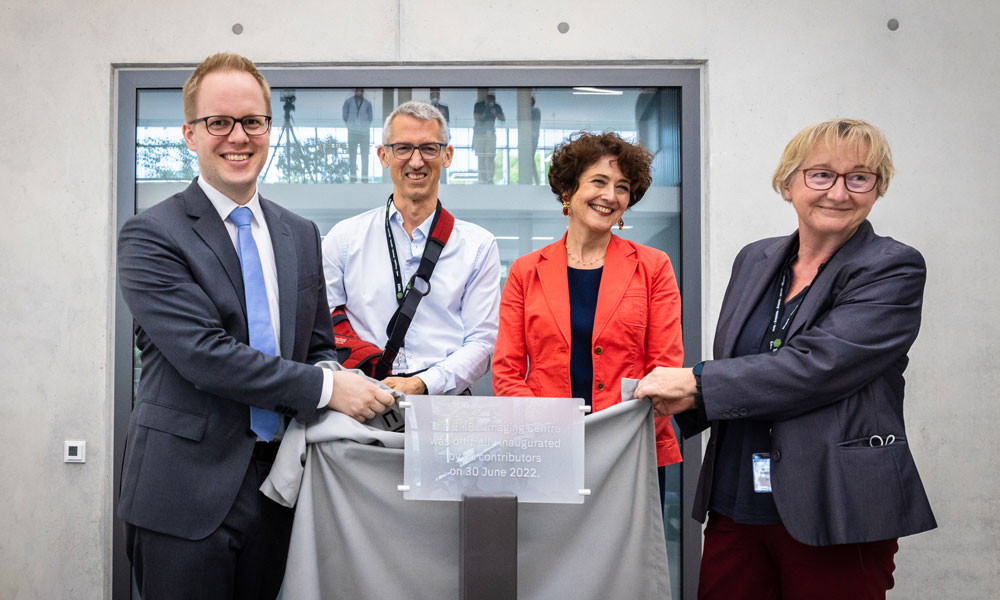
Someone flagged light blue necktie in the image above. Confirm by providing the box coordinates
[229,206,280,442]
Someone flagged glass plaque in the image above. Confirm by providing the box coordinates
[402,396,586,503]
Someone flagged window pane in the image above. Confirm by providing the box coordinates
[137,85,681,274]
[134,83,684,600]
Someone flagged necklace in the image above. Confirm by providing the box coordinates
[566,249,606,267]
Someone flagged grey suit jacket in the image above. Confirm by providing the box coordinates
[116,179,338,540]
[679,220,936,546]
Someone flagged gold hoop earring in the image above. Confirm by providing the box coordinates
[562,201,570,217]
[617,217,624,230]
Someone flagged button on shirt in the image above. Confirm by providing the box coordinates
[322,203,501,395]
[199,178,333,412]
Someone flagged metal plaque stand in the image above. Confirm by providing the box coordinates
[460,492,518,600]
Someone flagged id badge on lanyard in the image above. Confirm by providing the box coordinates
[753,255,813,495]
[751,452,772,493]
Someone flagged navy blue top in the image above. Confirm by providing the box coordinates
[709,259,807,525]
[567,267,603,407]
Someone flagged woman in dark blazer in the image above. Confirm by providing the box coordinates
[492,131,683,472]
[635,118,936,599]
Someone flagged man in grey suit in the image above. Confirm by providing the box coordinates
[117,52,394,599]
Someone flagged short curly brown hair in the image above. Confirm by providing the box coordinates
[548,131,653,208]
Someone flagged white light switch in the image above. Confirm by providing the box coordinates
[64,440,86,463]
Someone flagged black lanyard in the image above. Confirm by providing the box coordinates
[764,248,826,352]
[765,267,804,352]
[384,195,441,306]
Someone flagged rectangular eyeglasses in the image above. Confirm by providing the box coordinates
[383,143,447,160]
[799,168,879,193]
[188,115,272,136]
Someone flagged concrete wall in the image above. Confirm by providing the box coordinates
[2,1,997,597]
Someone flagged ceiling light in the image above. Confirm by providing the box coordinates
[572,87,623,95]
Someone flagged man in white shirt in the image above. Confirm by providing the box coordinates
[323,101,501,396]
[116,52,393,599]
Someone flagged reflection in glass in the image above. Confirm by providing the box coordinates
[137,87,679,189]
[473,89,507,183]
[342,88,374,182]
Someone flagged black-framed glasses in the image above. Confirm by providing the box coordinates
[188,115,272,137]
[383,142,447,160]
[799,168,879,193]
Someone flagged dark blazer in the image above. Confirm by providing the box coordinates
[116,179,338,540]
[679,220,936,546]
[492,234,684,466]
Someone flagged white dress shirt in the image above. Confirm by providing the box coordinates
[199,178,333,409]
[322,202,501,394]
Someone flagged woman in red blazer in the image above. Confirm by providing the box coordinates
[492,131,683,470]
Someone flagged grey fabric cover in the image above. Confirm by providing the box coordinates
[264,375,671,600]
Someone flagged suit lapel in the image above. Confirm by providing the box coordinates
[186,182,246,307]
[536,240,571,346]
[593,236,637,340]
[785,220,874,339]
[261,196,297,359]
[721,234,797,357]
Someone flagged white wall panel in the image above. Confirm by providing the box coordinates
[1,1,997,597]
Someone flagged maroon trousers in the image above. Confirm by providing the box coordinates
[699,512,898,600]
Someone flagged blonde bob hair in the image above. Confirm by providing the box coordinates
[771,118,894,198]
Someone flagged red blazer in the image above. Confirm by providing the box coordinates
[492,234,683,466]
